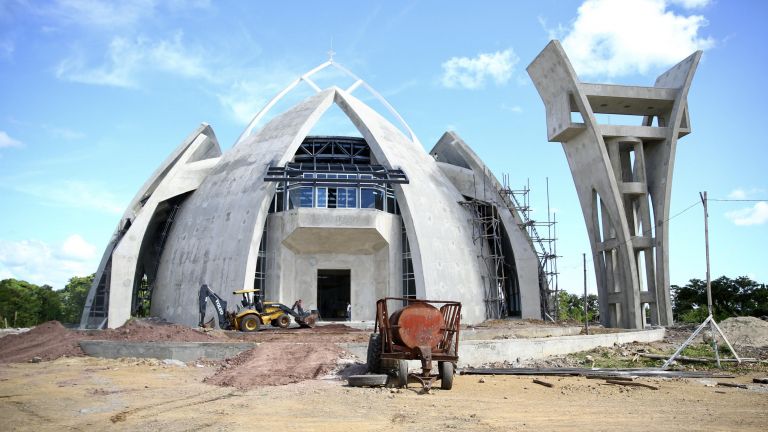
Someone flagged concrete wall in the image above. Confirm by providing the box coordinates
[431,131,543,320]
[266,208,401,321]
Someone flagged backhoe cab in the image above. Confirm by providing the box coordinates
[198,284,317,332]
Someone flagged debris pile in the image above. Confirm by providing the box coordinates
[204,342,343,388]
[719,316,768,347]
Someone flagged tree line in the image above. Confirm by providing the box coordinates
[1,274,765,328]
[0,275,93,327]
[554,276,766,324]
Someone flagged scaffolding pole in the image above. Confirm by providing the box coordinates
[460,199,507,320]
[498,176,559,321]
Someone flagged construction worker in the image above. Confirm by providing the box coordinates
[292,299,304,315]
[346,302,351,321]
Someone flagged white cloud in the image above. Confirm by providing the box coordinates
[60,234,97,260]
[14,180,125,214]
[727,187,765,200]
[48,0,157,28]
[56,32,212,87]
[0,236,99,288]
[441,49,518,89]
[216,69,303,125]
[728,188,747,199]
[669,0,711,8]
[726,202,768,226]
[48,126,85,141]
[0,38,13,60]
[43,0,209,29]
[0,130,22,148]
[53,30,298,125]
[501,103,523,113]
[553,0,714,77]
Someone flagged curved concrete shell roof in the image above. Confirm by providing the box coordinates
[82,60,546,329]
[149,87,487,327]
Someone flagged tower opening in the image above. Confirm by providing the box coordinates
[317,269,351,321]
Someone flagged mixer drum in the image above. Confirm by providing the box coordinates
[389,302,445,350]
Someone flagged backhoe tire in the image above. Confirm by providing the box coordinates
[240,314,260,332]
[276,314,291,329]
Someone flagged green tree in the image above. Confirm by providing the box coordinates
[672,276,768,322]
[556,291,599,322]
[0,279,68,327]
[59,274,94,324]
[35,284,63,323]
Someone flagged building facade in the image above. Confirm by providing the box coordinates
[80,62,546,329]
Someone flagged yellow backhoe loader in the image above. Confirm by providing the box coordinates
[198,284,317,331]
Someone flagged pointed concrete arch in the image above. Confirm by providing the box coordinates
[151,90,336,326]
[81,124,223,328]
[333,89,487,323]
[430,131,544,320]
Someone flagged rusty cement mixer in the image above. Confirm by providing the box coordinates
[367,297,461,391]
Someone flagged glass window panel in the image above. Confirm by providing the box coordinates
[336,187,356,208]
[361,188,384,210]
[316,187,327,208]
[276,190,284,212]
[299,187,313,208]
[361,188,375,209]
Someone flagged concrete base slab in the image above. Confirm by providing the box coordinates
[79,341,257,362]
[340,328,665,368]
[79,328,665,368]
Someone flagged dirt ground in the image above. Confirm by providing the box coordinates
[1,318,768,431]
[0,356,766,432]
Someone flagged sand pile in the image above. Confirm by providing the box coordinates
[204,342,343,388]
[719,316,768,347]
[0,321,85,363]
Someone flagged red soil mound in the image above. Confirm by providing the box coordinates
[98,319,216,343]
[204,342,343,388]
[0,319,216,363]
[0,321,85,363]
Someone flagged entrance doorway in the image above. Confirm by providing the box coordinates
[317,269,350,321]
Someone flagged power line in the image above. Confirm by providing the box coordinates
[584,199,701,265]
[709,199,768,202]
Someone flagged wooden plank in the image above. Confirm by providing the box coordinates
[717,382,748,389]
[533,379,554,388]
[604,380,659,390]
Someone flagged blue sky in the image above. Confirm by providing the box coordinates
[0,0,766,293]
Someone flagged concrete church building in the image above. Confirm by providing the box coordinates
[81,60,547,329]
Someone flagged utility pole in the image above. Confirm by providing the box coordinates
[583,253,589,335]
[700,191,720,367]
[662,192,741,369]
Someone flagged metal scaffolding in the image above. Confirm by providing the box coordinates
[460,199,508,320]
[498,176,560,321]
